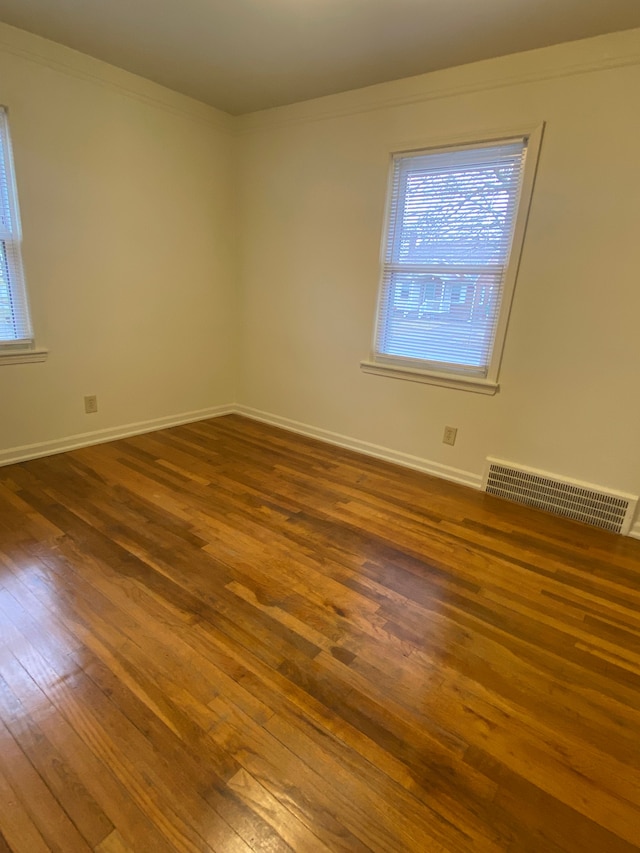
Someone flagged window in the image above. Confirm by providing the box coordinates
[362,128,542,393]
[0,107,41,363]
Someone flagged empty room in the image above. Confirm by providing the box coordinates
[0,1,640,851]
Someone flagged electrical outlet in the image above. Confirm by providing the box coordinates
[84,395,98,414]
[443,426,457,446]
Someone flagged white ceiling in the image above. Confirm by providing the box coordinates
[0,0,639,115]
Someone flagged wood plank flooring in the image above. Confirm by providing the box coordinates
[1,413,639,852]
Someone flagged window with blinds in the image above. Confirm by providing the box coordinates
[368,131,542,392]
[0,107,33,351]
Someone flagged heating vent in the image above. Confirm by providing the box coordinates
[483,458,638,535]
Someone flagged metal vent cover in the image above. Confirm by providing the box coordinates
[482,458,638,535]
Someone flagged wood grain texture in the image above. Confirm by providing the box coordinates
[0,413,639,852]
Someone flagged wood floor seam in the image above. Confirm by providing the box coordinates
[0,414,639,852]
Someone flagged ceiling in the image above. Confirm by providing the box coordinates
[0,0,639,115]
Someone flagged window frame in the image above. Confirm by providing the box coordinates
[362,124,544,394]
[0,106,45,365]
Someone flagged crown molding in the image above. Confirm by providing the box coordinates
[0,22,234,133]
[0,21,638,144]
[237,28,640,134]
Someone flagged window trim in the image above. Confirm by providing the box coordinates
[0,348,48,366]
[362,123,544,393]
[0,105,46,364]
[360,358,500,394]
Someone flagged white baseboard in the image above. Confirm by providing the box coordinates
[0,404,236,467]
[235,404,482,490]
[0,401,480,490]
[4,400,638,540]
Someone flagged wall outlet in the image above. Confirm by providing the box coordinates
[84,395,98,414]
[443,425,457,446]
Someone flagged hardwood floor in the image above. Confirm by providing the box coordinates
[0,414,639,852]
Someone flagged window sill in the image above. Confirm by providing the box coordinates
[0,348,48,366]
[360,360,499,395]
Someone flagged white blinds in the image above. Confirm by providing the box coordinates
[0,107,33,348]
[376,139,527,376]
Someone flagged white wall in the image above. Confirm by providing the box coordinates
[0,24,237,460]
[237,29,640,499]
[1,22,639,518]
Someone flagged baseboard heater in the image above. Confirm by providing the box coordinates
[482,458,638,535]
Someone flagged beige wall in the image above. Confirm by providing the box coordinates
[1,22,639,515]
[237,29,640,498]
[0,24,237,461]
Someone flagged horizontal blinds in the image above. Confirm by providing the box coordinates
[377,139,526,375]
[0,107,33,348]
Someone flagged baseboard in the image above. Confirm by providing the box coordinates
[1,401,480,490]
[4,400,638,540]
[0,404,235,467]
[235,404,482,490]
